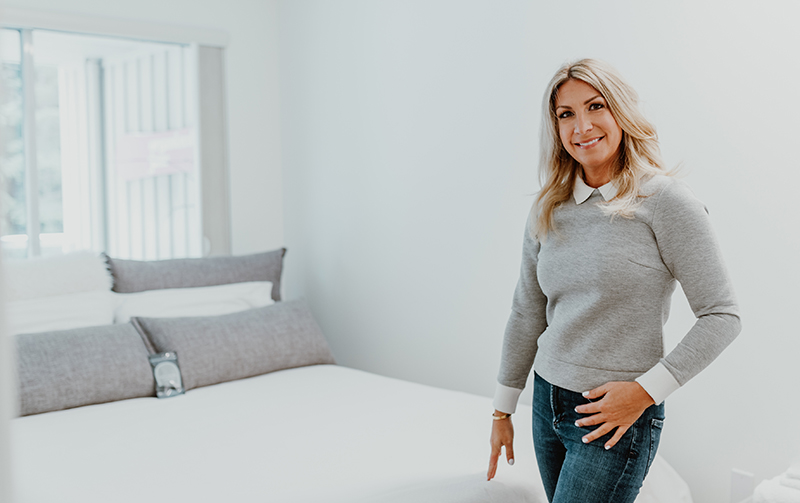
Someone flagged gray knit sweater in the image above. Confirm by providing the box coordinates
[494,175,741,413]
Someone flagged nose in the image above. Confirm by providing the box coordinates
[574,113,593,135]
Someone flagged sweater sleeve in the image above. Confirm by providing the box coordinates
[493,218,549,414]
[636,180,741,403]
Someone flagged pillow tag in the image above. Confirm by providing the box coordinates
[148,352,185,398]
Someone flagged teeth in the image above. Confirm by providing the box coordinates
[578,137,601,147]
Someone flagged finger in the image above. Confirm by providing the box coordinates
[582,384,609,401]
[604,425,629,451]
[506,444,515,466]
[575,412,605,427]
[487,456,498,480]
[487,446,500,480]
[581,423,614,444]
[575,401,602,415]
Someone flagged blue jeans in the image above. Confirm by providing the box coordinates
[532,372,665,503]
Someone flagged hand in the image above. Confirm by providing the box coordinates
[487,411,515,481]
[574,381,655,450]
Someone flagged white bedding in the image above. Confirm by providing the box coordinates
[11,365,690,503]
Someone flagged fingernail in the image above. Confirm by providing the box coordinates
[582,391,589,397]
[508,458,515,466]
[574,407,579,413]
[574,421,580,427]
[582,437,588,443]
[605,445,611,450]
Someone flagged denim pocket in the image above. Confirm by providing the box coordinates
[644,418,664,479]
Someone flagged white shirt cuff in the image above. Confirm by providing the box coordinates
[493,383,523,414]
[635,362,681,405]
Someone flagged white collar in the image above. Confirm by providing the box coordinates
[573,175,618,204]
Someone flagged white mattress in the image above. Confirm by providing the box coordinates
[10,365,690,503]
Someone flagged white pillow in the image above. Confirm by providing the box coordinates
[5,290,117,336]
[3,251,112,302]
[113,281,274,323]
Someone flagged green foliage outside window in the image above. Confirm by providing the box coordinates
[0,62,25,236]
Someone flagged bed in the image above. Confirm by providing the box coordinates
[6,250,693,503]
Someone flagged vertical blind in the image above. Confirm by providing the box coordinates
[102,45,202,260]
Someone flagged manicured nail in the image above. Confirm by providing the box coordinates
[574,407,579,413]
[582,437,589,443]
[582,391,589,397]
[508,458,515,466]
[605,445,611,450]
[574,421,580,427]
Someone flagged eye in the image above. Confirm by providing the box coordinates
[557,110,573,120]
[588,102,605,111]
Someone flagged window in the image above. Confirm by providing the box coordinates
[0,28,227,260]
[0,30,29,259]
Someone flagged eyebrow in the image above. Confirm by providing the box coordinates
[555,95,604,111]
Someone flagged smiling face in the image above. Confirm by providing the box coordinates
[554,79,623,186]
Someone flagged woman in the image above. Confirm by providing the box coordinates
[486,59,741,502]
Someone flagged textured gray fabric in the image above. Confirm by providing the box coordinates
[105,248,286,301]
[498,175,741,394]
[15,324,156,416]
[133,300,336,390]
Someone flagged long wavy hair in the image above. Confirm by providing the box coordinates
[532,58,668,239]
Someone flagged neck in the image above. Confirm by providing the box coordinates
[581,165,612,188]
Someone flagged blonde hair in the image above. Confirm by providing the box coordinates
[532,58,667,239]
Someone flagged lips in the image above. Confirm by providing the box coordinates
[575,136,604,148]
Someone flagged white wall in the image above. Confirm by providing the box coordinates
[279,2,800,502]
[1,0,285,255]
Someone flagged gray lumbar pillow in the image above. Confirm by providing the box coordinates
[132,299,336,390]
[15,324,156,416]
[105,248,286,301]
